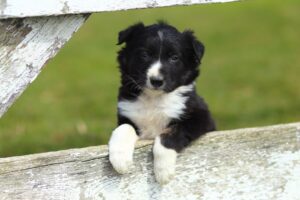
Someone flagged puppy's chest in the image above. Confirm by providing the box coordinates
[118,91,187,139]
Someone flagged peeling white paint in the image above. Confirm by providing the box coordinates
[268,151,300,200]
[0,0,239,19]
[0,15,88,117]
[296,126,300,142]
[70,152,81,157]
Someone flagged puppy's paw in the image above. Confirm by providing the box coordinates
[109,150,133,174]
[154,163,175,185]
[108,124,138,174]
[153,137,177,185]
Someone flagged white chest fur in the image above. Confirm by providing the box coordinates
[118,84,193,139]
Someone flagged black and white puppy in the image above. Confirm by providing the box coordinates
[108,22,216,184]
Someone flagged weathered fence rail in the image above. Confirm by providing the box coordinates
[0,15,89,116]
[0,0,238,19]
[0,123,299,200]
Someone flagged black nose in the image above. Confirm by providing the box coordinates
[150,77,164,88]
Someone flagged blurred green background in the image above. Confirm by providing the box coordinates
[0,0,299,157]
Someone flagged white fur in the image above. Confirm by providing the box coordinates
[147,61,162,82]
[108,124,138,174]
[118,84,194,139]
[153,136,177,185]
[158,30,164,41]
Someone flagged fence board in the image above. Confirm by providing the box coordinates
[0,123,299,200]
[0,15,89,117]
[0,0,239,19]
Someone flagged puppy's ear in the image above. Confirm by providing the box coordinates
[183,30,205,64]
[117,23,145,45]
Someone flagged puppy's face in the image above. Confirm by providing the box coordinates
[118,22,204,93]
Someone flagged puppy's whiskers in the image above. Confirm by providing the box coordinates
[123,74,143,92]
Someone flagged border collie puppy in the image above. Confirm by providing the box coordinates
[108,22,216,184]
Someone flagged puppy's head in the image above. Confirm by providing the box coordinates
[118,22,204,92]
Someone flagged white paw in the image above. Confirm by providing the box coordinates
[108,124,138,174]
[109,150,133,174]
[154,163,175,185]
[153,137,177,185]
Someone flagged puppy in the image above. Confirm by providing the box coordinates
[108,22,216,184]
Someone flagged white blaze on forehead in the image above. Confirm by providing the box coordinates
[158,31,163,58]
[158,30,164,41]
[147,61,162,78]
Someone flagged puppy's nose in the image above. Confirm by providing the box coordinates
[150,77,164,88]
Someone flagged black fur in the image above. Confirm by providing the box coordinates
[117,22,216,152]
[162,91,216,152]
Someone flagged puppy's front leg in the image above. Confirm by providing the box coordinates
[153,136,177,185]
[109,124,138,174]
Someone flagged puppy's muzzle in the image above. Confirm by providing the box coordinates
[150,76,164,88]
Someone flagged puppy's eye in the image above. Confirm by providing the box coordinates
[169,55,179,62]
[140,51,150,59]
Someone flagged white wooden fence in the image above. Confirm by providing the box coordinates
[1,0,300,199]
[0,123,300,199]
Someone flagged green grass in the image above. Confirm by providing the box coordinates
[0,0,299,157]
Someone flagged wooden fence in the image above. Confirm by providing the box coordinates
[0,123,299,199]
[1,0,300,199]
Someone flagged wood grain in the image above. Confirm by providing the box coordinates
[0,15,89,117]
[0,0,239,19]
[0,123,299,200]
